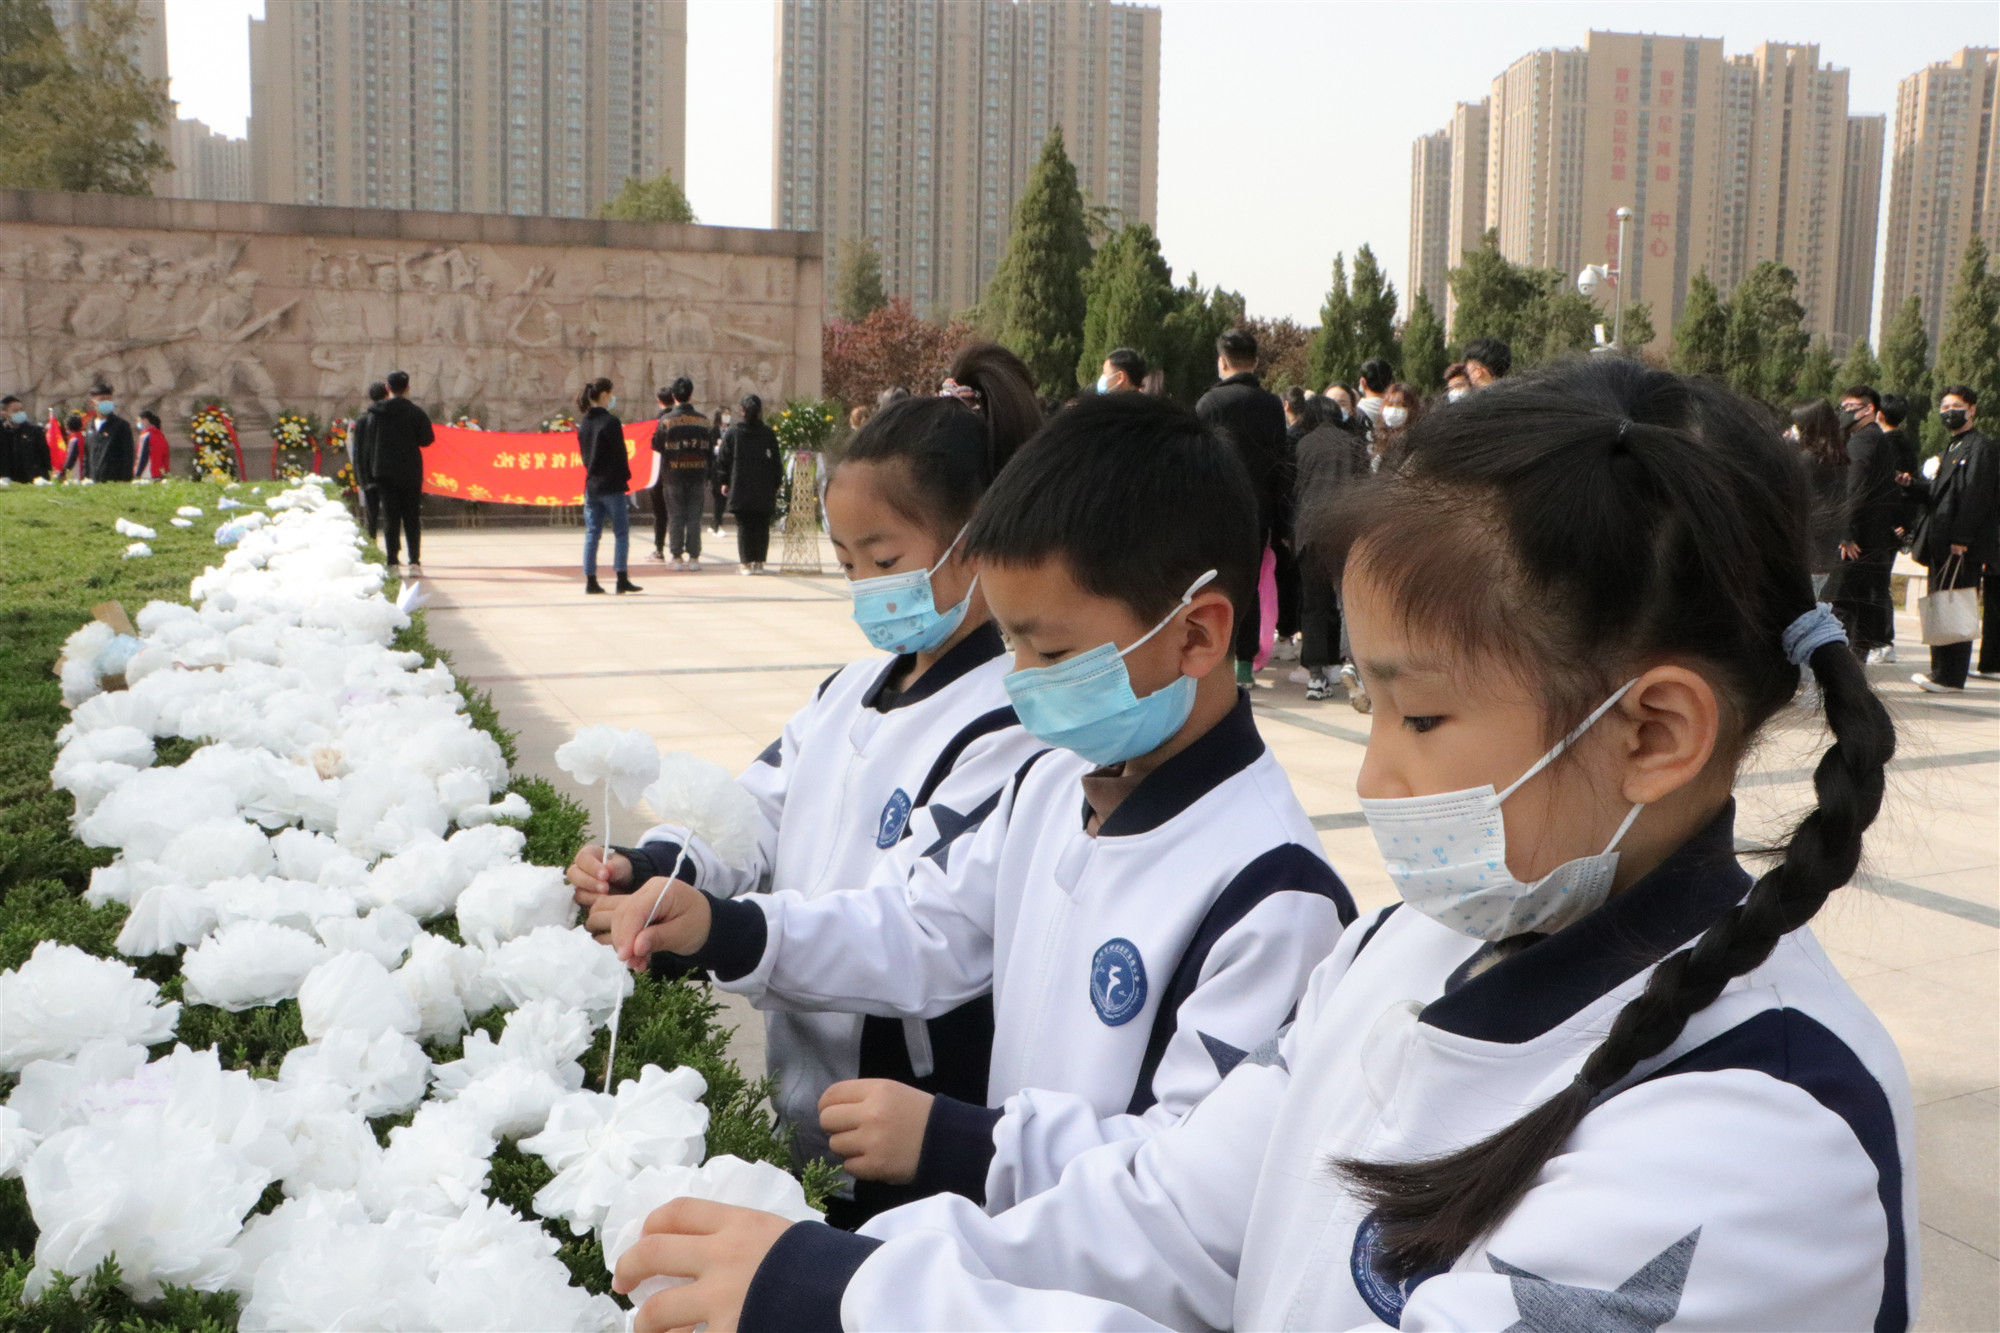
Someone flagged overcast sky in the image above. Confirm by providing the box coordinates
[167,1,1995,329]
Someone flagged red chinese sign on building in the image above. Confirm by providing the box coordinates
[421,424,655,505]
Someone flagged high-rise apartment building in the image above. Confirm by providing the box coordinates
[1879,48,1999,350]
[1835,114,1886,347]
[1442,98,1489,328]
[248,0,687,218]
[1414,29,1882,346]
[163,119,252,202]
[773,0,1161,318]
[1407,129,1452,306]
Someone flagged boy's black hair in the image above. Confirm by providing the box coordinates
[366,381,389,402]
[669,376,694,404]
[1461,337,1511,378]
[1357,358,1394,394]
[967,392,1258,626]
[1940,383,1978,406]
[1,395,20,407]
[140,410,161,427]
[1840,384,1880,410]
[1215,328,1258,367]
[1104,347,1148,384]
[1877,393,1908,428]
[385,370,410,393]
[1314,356,1896,1285]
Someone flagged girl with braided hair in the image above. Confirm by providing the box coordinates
[605,358,1914,1333]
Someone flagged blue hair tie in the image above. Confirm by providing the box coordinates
[1782,603,1847,666]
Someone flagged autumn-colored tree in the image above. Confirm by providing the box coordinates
[1243,316,1314,392]
[822,300,976,412]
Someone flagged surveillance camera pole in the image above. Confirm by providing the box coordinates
[1611,206,1632,352]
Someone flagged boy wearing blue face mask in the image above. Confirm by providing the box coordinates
[610,392,1356,1222]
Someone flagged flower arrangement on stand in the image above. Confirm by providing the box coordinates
[187,400,245,483]
[772,397,838,573]
[270,409,322,481]
[326,416,359,498]
[451,412,484,431]
[539,412,577,434]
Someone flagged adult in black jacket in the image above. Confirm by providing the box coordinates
[576,377,641,596]
[1292,417,1372,700]
[650,376,713,569]
[349,381,389,540]
[715,394,783,572]
[1195,328,1286,681]
[83,384,135,483]
[1832,386,1899,660]
[1788,399,1849,596]
[1,396,45,482]
[1908,385,1998,691]
[370,370,435,572]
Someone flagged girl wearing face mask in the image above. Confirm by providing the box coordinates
[1372,381,1424,471]
[569,345,1046,1224]
[608,360,1913,1333]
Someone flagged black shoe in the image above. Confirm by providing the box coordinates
[586,577,607,595]
[615,574,642,594]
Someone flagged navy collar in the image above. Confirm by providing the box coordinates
[1094,689,1266,837]
[863,621,1006,712]
[1420,801,1750,1044]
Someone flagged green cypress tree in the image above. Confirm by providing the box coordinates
[833,237,888,322]
[1934,235,2000,408]
[1619,300,1657,353]
[1308,255,1356,389]
[980,128,1093,398]
[1161,276,1245,404]
[1880,294,1932,402]
[1796,336,1837,402]
[1722,262,1807,404]
[1838,337,1883,392]
[1401,290,1448,393]
[1075,223,1176,387]
[1447,230,1540,355]
[1671,269,1729,378]
[1350,244,1400,369]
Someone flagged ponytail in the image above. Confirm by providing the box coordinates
[1320,358,1898,1283]
[577,376,612,416]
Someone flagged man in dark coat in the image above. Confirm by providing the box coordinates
[349,381,389,541]
[1832,385,1900,662]
[1,395,46,482]
[83,382,136,483]
[369,370,435,573]
[650,376,713,570]
[1195,328,1287,685]
[1909,385,1998,692]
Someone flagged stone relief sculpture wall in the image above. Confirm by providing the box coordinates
[0,192,823,443]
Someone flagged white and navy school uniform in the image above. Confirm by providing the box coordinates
[621,622,1041,1178]
[729,802,1917,1333]
[676,691,1357,1219]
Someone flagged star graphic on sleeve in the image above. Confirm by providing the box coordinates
[1199,1031,1249,1078]
[1490,1228,1700,1333]
[920,790,1000,870]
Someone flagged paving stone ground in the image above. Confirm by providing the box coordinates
[416,523,1998,1330]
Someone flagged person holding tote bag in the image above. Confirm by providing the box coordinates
[1907,385,1997,692]
[716,394,783,573]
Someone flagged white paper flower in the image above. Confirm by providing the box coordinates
[116,880,220,956]
[123,542,153,559]
[180,921,328,1011]
[455,791,533,826]
[0,942,180,1072]
[76,766,238,861]
[233,1191,437,1331]
[554,726,660,810]
[483,925,633,1024]
[175,505,203,518]
[427,1197,624,1333]
[642,751,763,866]
[0,1107,38,1179]
[298,952,422,1040]
[519,1064,709,1236]
[313,906,420,969]
[277,1027,430,1118]
[600,1154,822,1307]
[4,1040,150,1136]
[457,862,574,950]
[356,1099,496,1219]
[115,517,158,539]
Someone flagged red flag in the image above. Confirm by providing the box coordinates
[45,412,63,470]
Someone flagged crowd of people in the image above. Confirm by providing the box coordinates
[0,382,171,485]
[545,342,1927,1333]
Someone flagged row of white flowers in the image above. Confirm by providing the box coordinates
[0,482,814,1331]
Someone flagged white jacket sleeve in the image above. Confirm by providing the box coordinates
[984,885,1348,1212]
[627,685,816,900]
[1391,1068,1903,1332]
[704,755,1018,1017]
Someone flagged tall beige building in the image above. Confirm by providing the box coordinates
[1835,115,1886,347]
[1407,129,1452,306]
[1415,29,1882,345]
[1879,48,1999,351]
[248,0,686,218]
[773,0,1161,318]
[1442,98,1489,328]
[162,119,252,203]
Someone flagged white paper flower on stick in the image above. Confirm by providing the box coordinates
[600,1155,822,1309]
[0,943,180,1072]
[641,753,761,868]
[518,1064,709,1237]
[554,725,659,851]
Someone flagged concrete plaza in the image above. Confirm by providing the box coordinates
[417,524,1998,1331]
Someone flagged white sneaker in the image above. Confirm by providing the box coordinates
[738,564,753,575]
[1271,637,1300,663]
[1911,673,1961,694]
[645,549,666,563]
[1970,670,2000,682]
[385,562,402,577]
[1867,645,1897,664]
[405,562,424,577]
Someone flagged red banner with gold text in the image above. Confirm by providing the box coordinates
[421,423,654,505]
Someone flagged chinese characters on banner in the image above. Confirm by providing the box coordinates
[421,423,656,505]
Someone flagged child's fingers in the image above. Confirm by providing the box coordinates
[818,1099,866,1137]
[816,1079,870,1112]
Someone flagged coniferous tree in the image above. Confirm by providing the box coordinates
[1880,294,1932,401]
[600,171,697,223]
[0,0,169,194]
[1075,223,1176,387]
[1838,338,1883,392]
[1934,235,2000,408]
[1618,300,1656,353]
[1160,275,1244,404]
[1447,230,1540,354]
[980,128,1093,397]
[1722,262,1808,404]
[1350,244,1400,369]
[1671,270,1729,378]
[1308,255,1356,389]
[833,237,888,322]
[1401,290,1448,393]
[1796,336,1837,402]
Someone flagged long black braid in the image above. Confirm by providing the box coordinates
[1317,359,1898,1281]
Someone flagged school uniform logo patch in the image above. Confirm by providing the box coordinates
[876,788,912,847]
[1088,938,1147,1026]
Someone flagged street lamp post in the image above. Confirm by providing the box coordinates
[1578,206,1634,353]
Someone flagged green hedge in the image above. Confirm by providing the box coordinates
[0,481,815,1327]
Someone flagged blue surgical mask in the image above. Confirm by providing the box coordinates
[1003,570,1217,768]
[848,524,976,654]
[1096,373,1112,394]
[8,411,25,425]
[96,400,115,414]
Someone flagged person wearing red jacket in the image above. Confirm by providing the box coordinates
[136,411,171,478]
